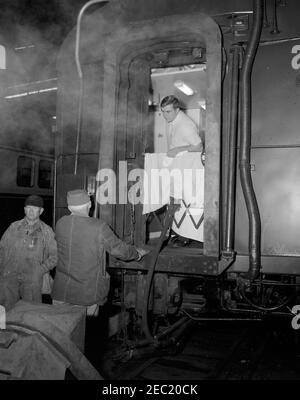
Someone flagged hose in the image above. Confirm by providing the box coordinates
[239,0,263,280]
[141,199,179,341]
[239,280,297,312]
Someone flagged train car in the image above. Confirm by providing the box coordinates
[0,90,55,236]
[0,146,54,236]
[55,0,300,343]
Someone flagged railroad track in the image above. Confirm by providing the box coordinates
[101,319,300,380]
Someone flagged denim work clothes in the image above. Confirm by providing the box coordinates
[0,218,57,309]
[52,215,139,306]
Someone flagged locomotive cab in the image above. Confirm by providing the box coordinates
[56,8,225,334]
[56,0,300,340]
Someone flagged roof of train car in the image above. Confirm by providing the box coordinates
[57,0,300,71]
[57,0,252,67]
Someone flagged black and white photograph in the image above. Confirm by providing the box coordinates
[0,0,300,387]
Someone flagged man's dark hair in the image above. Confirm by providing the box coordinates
[160,95,180,109]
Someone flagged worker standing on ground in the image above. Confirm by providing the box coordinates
[52,189,148,315]
[0,195,57,310]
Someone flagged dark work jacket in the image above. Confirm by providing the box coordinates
[52,215,139,306]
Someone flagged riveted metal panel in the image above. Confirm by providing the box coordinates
[236,147,300,256]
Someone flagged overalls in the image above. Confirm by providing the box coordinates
[0,220,46,309]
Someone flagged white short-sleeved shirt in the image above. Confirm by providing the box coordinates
[168,110,201,149]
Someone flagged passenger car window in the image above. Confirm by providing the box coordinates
[17,156,35,187]
[38,159,53,189]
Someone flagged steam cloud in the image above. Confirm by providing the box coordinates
[0,0,87,154]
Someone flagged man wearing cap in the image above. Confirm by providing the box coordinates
[52,189,148,313]
[0,195,57,310]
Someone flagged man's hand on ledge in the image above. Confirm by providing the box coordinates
[166,143,203,158]
[166,148,182,158]
[136,247,150,261]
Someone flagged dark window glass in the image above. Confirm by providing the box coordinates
[38,160,53,188]
[17,156,35,187]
